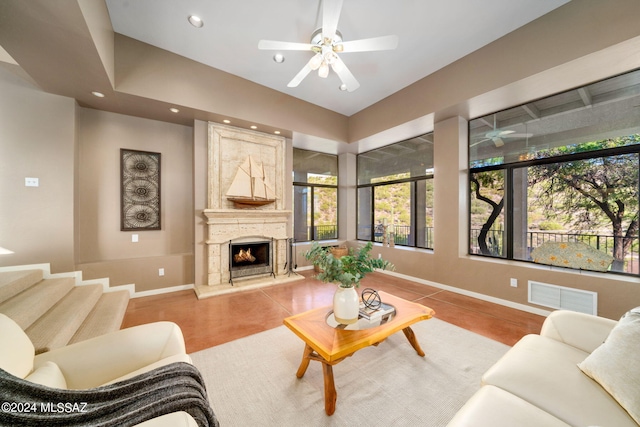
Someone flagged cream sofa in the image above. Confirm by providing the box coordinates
[448,309,640,426]
[0,313,202,426]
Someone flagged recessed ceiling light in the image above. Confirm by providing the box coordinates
[273,53,285,63]
[188,15,204,28]
[91,91,105,98]
[274,131,281,135]
[223,119,231,124]
[169,107,179,113]
[251,125,257,129]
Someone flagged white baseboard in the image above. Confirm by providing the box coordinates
[131,284,194,299]
[379,269,551,317]
[0,263,52,275]
[1,263,549,316]
[295,266,550,316]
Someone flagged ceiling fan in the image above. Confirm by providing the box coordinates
[471,115,533,147]
[257,0,398,92]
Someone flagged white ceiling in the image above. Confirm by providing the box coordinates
[106,0,570,117]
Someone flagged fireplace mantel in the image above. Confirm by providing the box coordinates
[203,209,291,244]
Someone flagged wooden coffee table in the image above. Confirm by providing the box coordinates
[283,291,435,415]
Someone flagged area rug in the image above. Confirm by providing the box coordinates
[190,318,510,426]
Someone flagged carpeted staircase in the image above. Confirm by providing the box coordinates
[0,266,130,354]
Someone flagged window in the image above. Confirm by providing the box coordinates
[469,69,640,276]
[293,149,338,242]
[357,133,434,249]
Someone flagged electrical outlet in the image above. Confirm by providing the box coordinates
[510,278,518,288]
[159,268,165,276]
[25,177,39,187]
[131,234,138,243]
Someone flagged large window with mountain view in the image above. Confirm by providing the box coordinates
[469,69,640,276]
[293,148,338,242]
[357,134,434,249]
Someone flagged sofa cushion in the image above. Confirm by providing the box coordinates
[446,385,571,427]
[578,307,640,424]
[482,334,638,427]
[24,361,67,389]
[0,313,35,378]
[540,309,617,353]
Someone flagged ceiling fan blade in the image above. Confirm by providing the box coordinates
[322,0,343,40]
[339,35,399,53]
[470,138,491,148]
[287,63,313,88]
[506,133,533,138]
[331,56,359,92]
[258,40,313,51]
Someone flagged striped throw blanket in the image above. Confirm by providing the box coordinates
[0,362,218,426]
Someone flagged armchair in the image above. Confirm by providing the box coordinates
[0,313,213,426]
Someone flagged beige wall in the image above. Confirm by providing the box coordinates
[75,107,194,291]
[0,64,76,273]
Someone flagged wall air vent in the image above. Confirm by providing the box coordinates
[528,281,597,315]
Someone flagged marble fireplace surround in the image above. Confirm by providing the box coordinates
[196,123,302,299]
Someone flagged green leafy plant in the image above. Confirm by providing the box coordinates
[304,242,394,288]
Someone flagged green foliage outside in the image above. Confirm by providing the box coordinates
[470,135,640,271]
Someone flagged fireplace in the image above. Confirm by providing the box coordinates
[229,238,274,284]
[197,122,302,298]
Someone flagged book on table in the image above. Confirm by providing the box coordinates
[359,302,395,320]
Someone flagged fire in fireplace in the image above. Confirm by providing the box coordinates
[228,239,274,285]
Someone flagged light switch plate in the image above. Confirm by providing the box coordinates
[131,234,138,243]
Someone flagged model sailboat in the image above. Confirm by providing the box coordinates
[226,155,276,208]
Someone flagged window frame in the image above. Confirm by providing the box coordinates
[292,148,339,243]
[469,144,640,277]
[356,162,434,249]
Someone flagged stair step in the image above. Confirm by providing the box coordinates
[0,277,75,329]
[69,290,130,344]
[0,270,43,304]
[26,284,103,354]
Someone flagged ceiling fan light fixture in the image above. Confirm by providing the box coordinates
[318,62,329,78]
[273,53,285,63]
[257,2,397,92]
[188,15,204,28]
[308,53,323,70]
[339,83,347,91]
[323,49,338,65]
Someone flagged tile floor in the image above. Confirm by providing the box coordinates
[122,270,545,353]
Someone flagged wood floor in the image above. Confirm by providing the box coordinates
[122,270,545,354]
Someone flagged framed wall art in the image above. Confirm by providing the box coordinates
[120,149,161,231]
